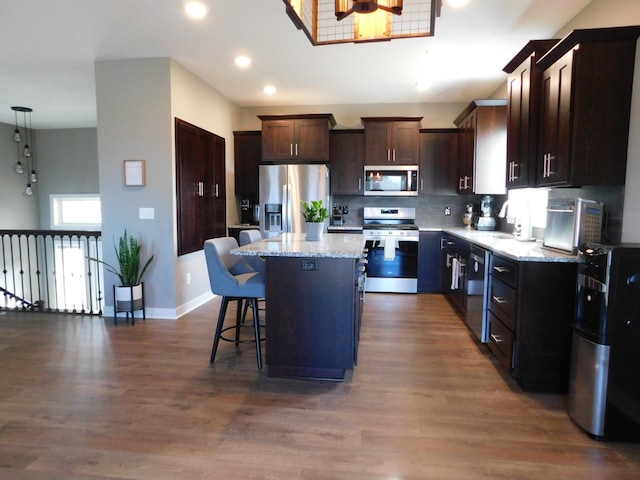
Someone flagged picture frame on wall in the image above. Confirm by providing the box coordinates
[124,160,146,186]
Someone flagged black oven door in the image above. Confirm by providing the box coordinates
[364,238,418,293]
[365,239,418,278]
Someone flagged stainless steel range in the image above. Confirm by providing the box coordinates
[363,207,419,293]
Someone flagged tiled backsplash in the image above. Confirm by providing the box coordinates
[332,193,507,229]
[333,184,624,243]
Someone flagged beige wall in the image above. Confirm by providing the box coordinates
[169,60,242,316]
[235,102,469,131]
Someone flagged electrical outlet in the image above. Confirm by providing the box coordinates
[301,260,318,271]
[186,273,191,285]
[342,205,349,215]
[444,206,451,216]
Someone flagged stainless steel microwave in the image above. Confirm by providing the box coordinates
[363,165,419,196]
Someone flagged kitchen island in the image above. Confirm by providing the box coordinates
[232,233,366,380]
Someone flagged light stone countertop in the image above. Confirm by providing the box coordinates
[228,224,260,229]
[231,232,366,258]
[443,227,581,263]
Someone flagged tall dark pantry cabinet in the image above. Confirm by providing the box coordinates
[175,118,226,255]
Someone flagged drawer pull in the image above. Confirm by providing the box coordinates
[492,295,507,304]
[493,266,510,273]
[490,333,503,344]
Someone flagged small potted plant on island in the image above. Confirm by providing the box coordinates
[88,230,154,320]
[302,200,330,241]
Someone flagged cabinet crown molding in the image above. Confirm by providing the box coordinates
[537,25,640,71]
[257,113,336,127]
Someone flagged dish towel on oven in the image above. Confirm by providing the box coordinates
[383,238,396,260]
[451,257,459,289]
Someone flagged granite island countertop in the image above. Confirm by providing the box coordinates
[232,232,365,259]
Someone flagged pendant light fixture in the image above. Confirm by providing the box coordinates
[11,106,37,196]
[335,0,403,20]
[284,0,439,45]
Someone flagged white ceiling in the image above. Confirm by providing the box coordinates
[0,0,592,129]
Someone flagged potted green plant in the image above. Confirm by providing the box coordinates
[301,200,330,241]
[89,230,154,311]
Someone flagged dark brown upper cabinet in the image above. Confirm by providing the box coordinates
[175,118,226,256]
[536,26,640,187]
[361,117,422,165]
[503,39,559,189]
[329,129,365,196]
[258,114,335,162]
[418,129,459,196]
[234,130,261,197]
[454,100,507,195]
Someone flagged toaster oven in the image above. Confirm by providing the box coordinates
[543,198,604,255]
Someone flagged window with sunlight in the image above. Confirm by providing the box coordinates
[51,194,102,230]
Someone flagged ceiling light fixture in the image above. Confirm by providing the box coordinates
[447,0,468,8]
[234,55,252,68]
[11,106,38,196]
[263,85,277,95]
[185,1,208,20]
[283,0,440,45]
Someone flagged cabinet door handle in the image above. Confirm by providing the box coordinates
[547,154,555,176]
[459,177,464,190]
[492,295,507,304]
[387,149,391,162]
[490,333,504,344]
[215,184,219,198]
[493,266,510,273]
[358,178,362,191]
[392,149,396,162]
[295,143,298,156]
[197,181,204,197]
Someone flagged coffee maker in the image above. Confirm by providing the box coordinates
[240,198,255,225]
[475,195,496,231]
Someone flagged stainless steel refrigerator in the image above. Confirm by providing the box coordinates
[259,164,330,238]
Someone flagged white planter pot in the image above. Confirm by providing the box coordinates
[305,222,325,241]
[115,284,144,311]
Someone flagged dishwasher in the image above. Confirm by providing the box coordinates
[466,245,489,342]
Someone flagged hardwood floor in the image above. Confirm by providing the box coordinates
[1,294,639,479]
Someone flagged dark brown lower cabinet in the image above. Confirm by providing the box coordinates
[265,256,359,380]
[175,118,226,255]
[487,254,577,393]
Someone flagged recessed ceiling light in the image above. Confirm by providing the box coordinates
[447,0,469,8]
[263,85,277,95]
[235,56,252,68]
[185,1,208,20]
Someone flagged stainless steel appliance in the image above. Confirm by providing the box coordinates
[363,165,418,196]
[363,207,419,293]
[569,242,640,441]
[332,205,344,226]
[543,198,604,254]
[259,164,330,239]
[466,245,489,342]
[475,195,496,231]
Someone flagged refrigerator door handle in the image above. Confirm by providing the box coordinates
[283,183,291,233]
